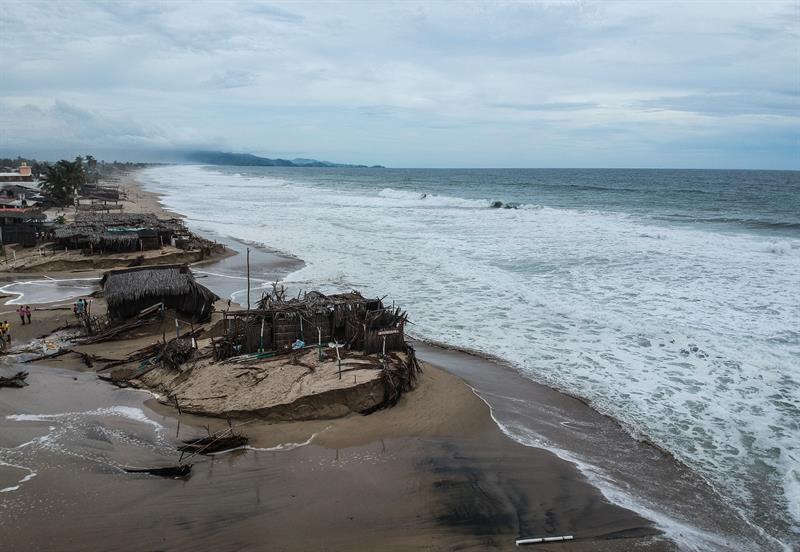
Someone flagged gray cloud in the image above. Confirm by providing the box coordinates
[0,0,797,168]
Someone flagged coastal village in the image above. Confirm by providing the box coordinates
[0,158,421,473]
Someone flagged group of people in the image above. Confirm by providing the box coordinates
[16,305,32,325]
[1,306,33,351]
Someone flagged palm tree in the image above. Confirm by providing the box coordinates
[39,159,86,206]
[84,154,99,183]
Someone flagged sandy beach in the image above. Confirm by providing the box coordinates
[1,171,692,551]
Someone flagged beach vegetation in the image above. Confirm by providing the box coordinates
[38,158,86,206]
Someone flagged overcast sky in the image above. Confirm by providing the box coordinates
[1,1,798,168]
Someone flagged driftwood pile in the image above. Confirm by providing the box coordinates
[98,329,204,386]
[0,371,28,388]
[80,302,164,345]
[362,344,422,415]
[178,433,248,455]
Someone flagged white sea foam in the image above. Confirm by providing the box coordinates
[7,406,164,433]
[139,165,800,548]
[246,431,322,452]
[0,460,37,494]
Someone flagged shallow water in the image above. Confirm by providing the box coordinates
[0,278,99,306]
[140,165,800,550]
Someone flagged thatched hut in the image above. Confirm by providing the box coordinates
[215,289,407,360]
[54,212,186,252]
[101,264,218,321]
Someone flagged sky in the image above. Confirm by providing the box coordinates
[0,0,798,169]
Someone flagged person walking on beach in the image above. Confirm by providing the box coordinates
[16,306,25,325]
[24,305,31,325]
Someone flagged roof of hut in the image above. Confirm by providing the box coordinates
[75,212,184,231]
[256,288,374,312]
[101,264,218,311]
[54,213,187,244]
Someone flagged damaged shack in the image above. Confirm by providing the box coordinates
[54,212,186,253]
[102,264,218,322]
[214,289,407,360]
[88,284,420,421]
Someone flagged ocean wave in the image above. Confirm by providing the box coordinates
[378,188,542,210]
[138,164,800,547]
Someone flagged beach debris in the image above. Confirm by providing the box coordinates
[124,464,192,478]
[79,302,166,344]
[161,335,197,369]
[96,328,203,377]
[22,347,76,363]
[178,433,249,455]
[361,344,422,414]
[0,371,28,388]
[516,535,574,546]
[178,426,249,458]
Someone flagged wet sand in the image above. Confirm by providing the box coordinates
[1,363,669,552]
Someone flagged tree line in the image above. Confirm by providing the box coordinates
[2,155,149,207]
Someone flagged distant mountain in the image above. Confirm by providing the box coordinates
[184,151,384,168]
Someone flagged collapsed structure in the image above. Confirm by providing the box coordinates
[85,280,421,421]
[101,264,218,321]
[213,289,407,360]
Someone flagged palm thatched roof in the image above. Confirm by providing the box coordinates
[75,212,185,231]
[54,212,187,246]
[101,264,218,321]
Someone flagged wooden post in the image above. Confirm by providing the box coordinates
[175,317,180,339]
[318,327,322,361]
[259,317,265,353]
[246,247,251,311]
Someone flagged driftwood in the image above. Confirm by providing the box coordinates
[124,464,192,478]
[22,348,75,363]
[178,426,248,461]
[178,434,248,454]
[79,302,164,345]
[0,371,28,388]
[361,344,422,415]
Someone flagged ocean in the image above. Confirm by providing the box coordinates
[140,165,800,549]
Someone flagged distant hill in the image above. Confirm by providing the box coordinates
[184,151,384,168]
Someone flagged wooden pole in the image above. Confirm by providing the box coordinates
[246,247,251,311]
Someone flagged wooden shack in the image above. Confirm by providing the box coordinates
[215,290,407,360]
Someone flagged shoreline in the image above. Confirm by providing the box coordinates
[0,168,751,550]
[136,168,769,549]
